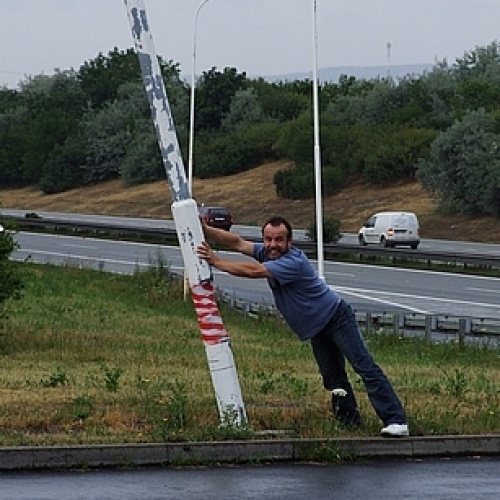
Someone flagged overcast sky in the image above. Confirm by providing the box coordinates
[1,0,498,88]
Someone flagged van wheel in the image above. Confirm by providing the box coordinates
[379,237,389,247]
[358,235,367,246]
[410,243,419,249]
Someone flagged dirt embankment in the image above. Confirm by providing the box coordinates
[1,161,500,242]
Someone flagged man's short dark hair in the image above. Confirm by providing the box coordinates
[261,216,293,239]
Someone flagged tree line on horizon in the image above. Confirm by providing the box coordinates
[1,41,500,216]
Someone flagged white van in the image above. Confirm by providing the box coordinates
[358,211,420,249]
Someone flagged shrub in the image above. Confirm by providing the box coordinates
[306,216,343,243]
[417,109,500,215]
[274,164,346,200]
[274,165,314,199]
[0,219,23,322]
[362,127,437,185]
[195,121,281,178]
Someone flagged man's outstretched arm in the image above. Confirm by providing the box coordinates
[202,222,254,256]
[197,241,271,279]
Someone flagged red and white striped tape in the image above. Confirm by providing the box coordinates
[191,283,230,345]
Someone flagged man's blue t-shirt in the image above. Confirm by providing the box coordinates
[254,243,341,340]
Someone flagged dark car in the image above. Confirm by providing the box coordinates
[198,206,233,231]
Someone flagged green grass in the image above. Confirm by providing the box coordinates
[1,261,500,446]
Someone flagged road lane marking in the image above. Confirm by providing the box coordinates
[13,249,153,268]
[335,286,500,312]
[333,286,430,314]
[63,243,99,250]
[467,287,500,295]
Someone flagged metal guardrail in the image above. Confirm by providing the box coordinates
[354,311,500,339]
[5,214,500,269]
[215,286,500,340]
[5,215,178,241]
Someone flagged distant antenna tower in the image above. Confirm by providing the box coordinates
[386,41,392,78]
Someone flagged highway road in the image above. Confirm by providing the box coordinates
[11,229,500,320]
[4,208,500,256]
[1,458,500,499]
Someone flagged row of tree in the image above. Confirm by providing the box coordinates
[1,42,500,215]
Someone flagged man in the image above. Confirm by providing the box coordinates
[197,216,409,437]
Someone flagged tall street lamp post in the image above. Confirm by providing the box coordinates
[312,0,324,279]
[188,0,212,196]
[185,0,213,300]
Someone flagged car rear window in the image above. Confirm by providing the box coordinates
[209,208,230,217]
[393,215,415,226]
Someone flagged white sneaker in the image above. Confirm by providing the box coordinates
[381,423,409,437]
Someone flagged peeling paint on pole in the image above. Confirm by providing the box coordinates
[124,0,246,426]
[126,3,189,203]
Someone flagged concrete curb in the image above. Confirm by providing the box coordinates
[1,435,500,470]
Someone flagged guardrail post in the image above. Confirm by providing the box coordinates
[393,313,400,337]
[431,315,438,332]
[458,318,466,349]
[425,315,432,343]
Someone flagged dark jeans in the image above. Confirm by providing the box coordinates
[310,299,406,426]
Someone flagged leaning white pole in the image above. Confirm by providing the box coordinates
[312,0,324,280]
[124,0,247,426]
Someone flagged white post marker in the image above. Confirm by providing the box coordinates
[124,0,247,426]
